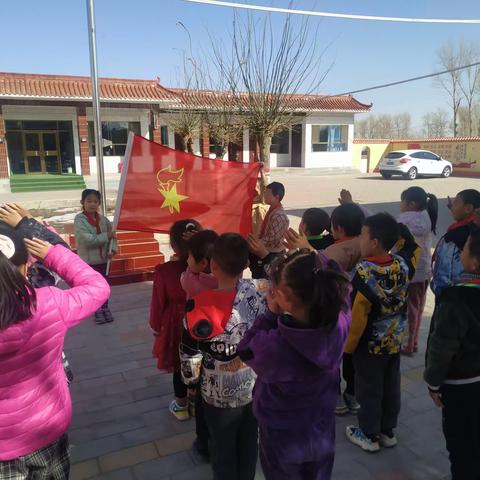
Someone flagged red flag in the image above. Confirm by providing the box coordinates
[115,134,260,235]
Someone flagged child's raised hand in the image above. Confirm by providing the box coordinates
[24,238,52,260]
[9,203,32,219]
[429,390,444,408]
[283,228,313,251]
[338,189,353,205]
[247,233,269,259]
[0,204,24,228]
[108,230,116,240]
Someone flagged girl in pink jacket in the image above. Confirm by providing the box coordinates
[0,216,110,478]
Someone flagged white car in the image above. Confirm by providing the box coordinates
[379,149,453,180]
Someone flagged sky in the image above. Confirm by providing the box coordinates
[1,0,480,129]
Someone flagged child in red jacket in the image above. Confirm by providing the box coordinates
[149,219,200,421]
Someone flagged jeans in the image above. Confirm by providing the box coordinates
[203,402,258,480]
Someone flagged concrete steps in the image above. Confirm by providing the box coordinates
[10,174,87,193]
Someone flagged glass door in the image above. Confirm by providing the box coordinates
[22,132,61,174]
[42,132,61,174]
[24,132,42,174]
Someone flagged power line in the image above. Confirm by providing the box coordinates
[332,61,480,96]
[184,0,480,24]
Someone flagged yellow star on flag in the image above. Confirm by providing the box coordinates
[158,184,189,214]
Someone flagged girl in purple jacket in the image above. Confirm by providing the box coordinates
[0,208,109,478]
[238,249,351,480]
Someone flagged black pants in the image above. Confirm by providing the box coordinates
[195,387,210,451]
[353,351,401,436]
[342,353,355,396]
[203,402,258,480]
[172,371,188,399]
[441,383,480,480]
[91,263,109,310]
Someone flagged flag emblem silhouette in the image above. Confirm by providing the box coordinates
[156,166,189,213]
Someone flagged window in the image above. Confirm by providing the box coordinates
[160,126,169,145]
[270,129,290,154]
[88,121,141,156]
[311,125,348,152]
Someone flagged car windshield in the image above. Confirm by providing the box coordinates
[385,152,405,159]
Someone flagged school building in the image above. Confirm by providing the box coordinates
[0,72,371,192]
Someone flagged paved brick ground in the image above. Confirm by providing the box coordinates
[66,277,450,480]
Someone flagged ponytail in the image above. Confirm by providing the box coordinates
[271,250,349,330]
[310,266,350,329]
[401,186,438,234]
[426,193,438,235]
[0,224,36,330]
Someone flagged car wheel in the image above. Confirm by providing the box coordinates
[404,167,417,180]
[442,166,451,178]
[381,173,392,179]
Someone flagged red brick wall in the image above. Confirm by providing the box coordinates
[200,124,210,158]
[76,105,90,175]
[0,106,8,178]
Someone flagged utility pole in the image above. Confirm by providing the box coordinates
[86,0,107,216]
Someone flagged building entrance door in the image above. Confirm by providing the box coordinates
[23,131,61,174]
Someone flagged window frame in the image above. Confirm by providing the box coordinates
[311,125,349,153]
[88,121,141,156]
[270,129,290,154]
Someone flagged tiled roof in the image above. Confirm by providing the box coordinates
[0,72,177,103]
[170,88,371,112]
[354,137,480,143]
[0,72,371,112]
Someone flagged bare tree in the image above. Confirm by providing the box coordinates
[435,41,463,137]
[354,113,411,139]
[458,42,480,136]
[209,11,330,169]
[421,109,451,137]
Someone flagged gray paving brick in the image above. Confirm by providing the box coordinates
[170,463,212,480]
[73,391,135,413]
[74,361,141,381]
[90,416,146,439]
[70,435,126,463]
[132,452,195,479]
[95,467,136,480]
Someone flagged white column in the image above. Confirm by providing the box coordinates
[302,121,310,168]
[243,128,249,163]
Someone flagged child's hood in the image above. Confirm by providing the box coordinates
[277,310,350,371]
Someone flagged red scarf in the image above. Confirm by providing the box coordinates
[447,214,476,232]
[260,204,282,237]
[83,211,101,234]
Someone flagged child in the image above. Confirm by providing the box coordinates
[327,203,365,415]
[180,229,218,459]
[150,219,201,422]
[250,182,289,279]
[425,227,480,480]
[325,203,365,273]
[300,208,335,250]
[74,189,117,324]
[238,250,351,480]
[0,216,109,477]
[431,189,480,299]
[397,187,438,355]
[345,213,420,452]
[180,233,266,480]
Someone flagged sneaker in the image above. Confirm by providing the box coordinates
[102,307,114,323]
[379,430,398,448]
[335,394,349,415]
[169,400,190,421]
[94,311,107,325]
[344,393,360,414]
[346,426,380,453]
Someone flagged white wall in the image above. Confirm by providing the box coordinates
[303,113,355,169]
[86,107,150,174]
[2,105,80,174]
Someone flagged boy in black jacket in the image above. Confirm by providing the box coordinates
[425,227,480,480]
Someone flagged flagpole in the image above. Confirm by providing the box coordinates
[86,0,107,217]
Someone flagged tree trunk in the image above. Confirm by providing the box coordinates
[216,142,228,159]
[258,135,272,171]
[186,137,194,154]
